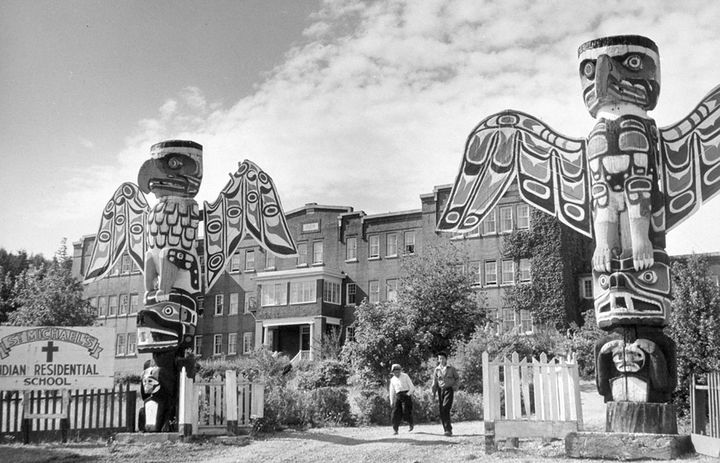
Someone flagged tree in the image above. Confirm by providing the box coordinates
[8,240,96,326]
[342,300,425,386]
[398,236,487,355]
[0,248,48,322]
[667,254,720,412]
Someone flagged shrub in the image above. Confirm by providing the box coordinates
[196,349,292,385]
[451,390,483,421]
[563,310,603,379]
[262,385,310,430]
[412,387,440,423]
[296,359,350,390]
[308,387,353,427]
[350,388,391,426]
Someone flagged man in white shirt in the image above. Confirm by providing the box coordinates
[389,363,415,435]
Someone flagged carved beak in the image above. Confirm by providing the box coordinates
[595,54,611,100]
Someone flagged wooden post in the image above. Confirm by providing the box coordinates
[484,420,496,453]
[482,352,495,453]
[225,370,238,435]
[21,391,31,444]
[126,385,137,432]
[250,382,264,419]
[177,367,194,437]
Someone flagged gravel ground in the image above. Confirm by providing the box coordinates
[1,383,716,462]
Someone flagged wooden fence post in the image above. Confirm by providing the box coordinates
[250,382,264,419]
[177,367,194,437]
[225,370,238,435]
[125,384,137,432]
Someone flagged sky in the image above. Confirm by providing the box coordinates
[1,0,720,258]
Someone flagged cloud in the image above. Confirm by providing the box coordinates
[78,137,94,149]
[53,0,720,254]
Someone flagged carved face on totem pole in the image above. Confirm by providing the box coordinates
[437,34,720,404]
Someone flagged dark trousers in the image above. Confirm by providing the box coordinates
[438,388,454,432]
[392,392,413,431]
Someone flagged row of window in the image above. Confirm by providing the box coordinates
[347,231,416,261]
[260,279,342,307]
[193,333,253,356]
[486,308,534,334]
[451,204,530,239]
[476,258,531,287]
[213,293,256,316]
[90,294,140,317]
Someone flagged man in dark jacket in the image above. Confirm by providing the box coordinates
[431,352,460,436]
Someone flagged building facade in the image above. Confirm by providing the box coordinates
[72,183,594,373]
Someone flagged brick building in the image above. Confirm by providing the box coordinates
[72,183,594,373]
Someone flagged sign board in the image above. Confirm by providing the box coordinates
[0,326,115,390]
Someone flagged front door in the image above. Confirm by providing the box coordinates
[300,325,310,353]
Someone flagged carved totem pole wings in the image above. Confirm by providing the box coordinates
[84,182,150,282]
[659,84,720,231]
[203,160,298,290]
[436,110,592,238]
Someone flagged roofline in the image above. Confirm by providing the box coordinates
[286,203,354,217]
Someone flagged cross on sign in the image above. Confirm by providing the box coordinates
[41,341,59,362]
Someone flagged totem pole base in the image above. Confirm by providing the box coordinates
[606,401,677,433]
[566,401,690,460]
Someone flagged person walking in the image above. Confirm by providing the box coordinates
[432,352,460,436]
[389,363,415,435]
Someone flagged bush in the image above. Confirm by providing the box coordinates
[451,390,483,421]
[296,359,350,390]
[563,310,604,379]
[262,386,310,430]
[452,328,568,393]
[412,387,440,423]
[350,388,391,426]
[308,387,353,427]
[196,349,292,385]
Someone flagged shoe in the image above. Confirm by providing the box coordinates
[444,431,452,437]
[409,425,414,432]
[393,430,398,435]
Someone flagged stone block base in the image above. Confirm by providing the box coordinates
[565,431,691,460]
[114,432,182,444]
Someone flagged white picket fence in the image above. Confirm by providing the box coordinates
[482,351,582,451]
[178,368,264,436]
[690,371,720,457]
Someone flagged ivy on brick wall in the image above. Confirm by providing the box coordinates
[502,209,593,329]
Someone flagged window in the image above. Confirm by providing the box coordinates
[244,293,256,313]
[130,294,139,313]
[214,294,224,316]
[89,297,97,311]
[119,294,129,315]
[519,258,531,282]
[111,262,119,276]
[386,279,398,302]
[98,296,107,317]
[266,252,275,269]
[469,262,481,286]
[369,280,380,303]
[520,310,533,333]
[108,296,118,316]
[404,231,416,254]
[483,209,497,235]
[243,332,253,354]
[580,277,594,299]
[346,326,356,342]
[229,293,239,315]
[115,334,126,356]
[297,243,308,266]
[502,308,516,333]
[121,255,131,274]
[262,282,288,306]
[466,226,480,238]
[213,334,223,356]
[228,333,238,355]
[127,333,137,356]
[313,241,324,264]
[502,260,515,284]
[517,204,530,229]
[194,335,203,356]
[290,280,316,304]
[230,253,241,272]
[500,206,513,233]
[368,235,380,259]
[324,281,341,305]
[386,233,398,257]
[346,237,357,261]
[486,308,501,333]
[346,283,357,305]
[245,250,255,271]
[485,261,498,286]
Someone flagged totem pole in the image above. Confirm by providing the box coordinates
[85,140,297,431]
[437,35,720,432]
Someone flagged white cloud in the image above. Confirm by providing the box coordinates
[52,0,720,255]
